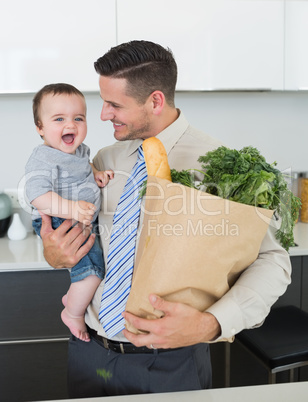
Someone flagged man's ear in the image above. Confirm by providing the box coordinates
[150,91,165,115]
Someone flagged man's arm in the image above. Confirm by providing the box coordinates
[123,221,291,349]
[206,220,291,340]
[40,213,96,268]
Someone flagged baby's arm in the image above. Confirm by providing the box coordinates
[32,191,96,226]
[91,163,114,188]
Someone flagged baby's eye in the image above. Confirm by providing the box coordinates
[75,117,84,122]
[55,117,64,121]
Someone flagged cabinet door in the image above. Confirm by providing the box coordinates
[200,0,284,90]
[117,0,284,90]
[0,341,69,402]
[0,270,71,401]
[0,0,116,93]
[117,0,208,90]
[285,2,308,90]
[0,270,70,340]
[273,256,301,309]
[301,256,308,312]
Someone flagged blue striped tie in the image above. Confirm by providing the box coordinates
[99,145,147,337]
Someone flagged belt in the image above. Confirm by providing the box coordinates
[88,327,171,354]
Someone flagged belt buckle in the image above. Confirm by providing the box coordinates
[103,338,109,350]
[103,337,125,354]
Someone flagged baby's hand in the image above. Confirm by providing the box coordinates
[72,201,96,225]
[95,169,114,188]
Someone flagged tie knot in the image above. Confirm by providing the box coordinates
[137,144,145,161]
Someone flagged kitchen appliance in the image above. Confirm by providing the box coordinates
[0,192,12,237]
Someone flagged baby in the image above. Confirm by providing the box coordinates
[25,83,113,341]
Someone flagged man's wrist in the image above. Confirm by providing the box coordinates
[200,311,222,342]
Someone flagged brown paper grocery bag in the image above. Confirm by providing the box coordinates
[125,176,274,336]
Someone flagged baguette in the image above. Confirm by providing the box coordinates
[143,137,171,181]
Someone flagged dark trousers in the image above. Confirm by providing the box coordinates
[67,335,212,398]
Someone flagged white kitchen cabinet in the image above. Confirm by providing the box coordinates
[117,0,284,90]
[0,0,116,93]
[200,0,284,90]
[285,1,308,90]
[117,0,207,90]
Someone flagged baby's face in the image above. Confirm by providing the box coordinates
[36,93,87,154]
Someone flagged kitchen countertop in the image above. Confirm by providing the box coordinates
[289,222,308,256]
[45,381,308,402]
[0,222,307,271]
[0,231,51,271]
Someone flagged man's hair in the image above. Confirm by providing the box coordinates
[33,83,85,129]
[94,40,177,106]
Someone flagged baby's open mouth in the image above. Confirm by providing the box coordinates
[62,134,75,144]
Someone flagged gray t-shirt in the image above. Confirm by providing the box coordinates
[25,143,101,221]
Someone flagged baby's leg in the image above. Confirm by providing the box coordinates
[61,275,101,342]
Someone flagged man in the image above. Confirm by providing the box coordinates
[40,40,291,397]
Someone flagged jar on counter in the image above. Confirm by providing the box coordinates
[289,172,301,223]
[290,172,301,197]
[300,172,308,223]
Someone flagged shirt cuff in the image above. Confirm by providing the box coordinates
[206,296,245,341]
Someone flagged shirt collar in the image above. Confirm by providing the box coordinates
[126,138,144,157]
[156,110,189,155]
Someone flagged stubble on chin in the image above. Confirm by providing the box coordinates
[114,123,151,142]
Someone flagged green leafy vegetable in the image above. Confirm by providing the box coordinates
[170,169,198,189]
[96,368,113,383]
[171,146,301,251]
[139,180,147,199]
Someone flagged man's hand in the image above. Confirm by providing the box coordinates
[122,294,221,349]
[40,213,95,269]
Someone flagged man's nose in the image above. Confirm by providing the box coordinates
[101,103,114,121]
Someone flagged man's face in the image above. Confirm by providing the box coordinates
[99,76,154,141]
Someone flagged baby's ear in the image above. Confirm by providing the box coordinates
[36,124,44,139]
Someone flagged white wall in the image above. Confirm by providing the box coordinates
[0,90,307,192]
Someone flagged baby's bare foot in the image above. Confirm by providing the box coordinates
[62,294,68,307]
[61,308,90,342]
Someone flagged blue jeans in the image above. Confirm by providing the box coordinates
[33,217,105,283]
